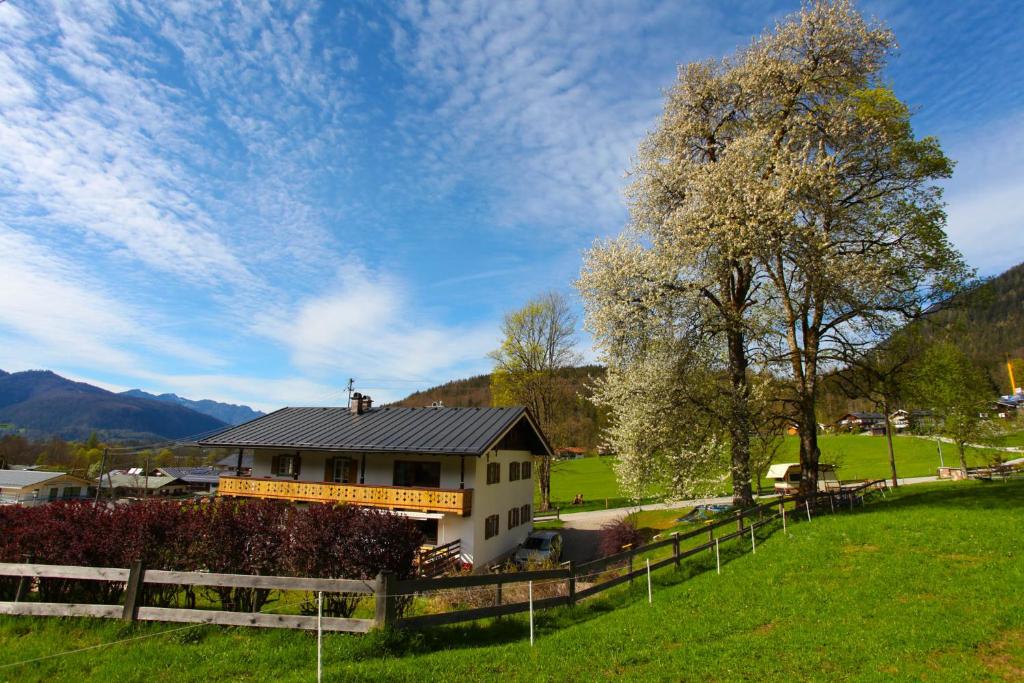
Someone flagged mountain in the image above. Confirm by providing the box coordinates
[0,370,228,441]
[120,389,263,426]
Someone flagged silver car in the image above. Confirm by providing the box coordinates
[513,531,562,567]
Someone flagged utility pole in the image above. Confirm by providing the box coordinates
[94,448,107,504]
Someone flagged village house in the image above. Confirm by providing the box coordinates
[835,412,886,434]
[98,471,190,498]
[198,395,551,570]
[155,466,222,494]
[0,470,93,506]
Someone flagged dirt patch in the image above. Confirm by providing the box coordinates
[753,622,776,636]
[939,552,984,566]
[841,543,879,554]
[980,628,1024,681]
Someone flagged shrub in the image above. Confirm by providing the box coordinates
[598,516,645,558]
[0,498,424,613]
[283,504,423,617]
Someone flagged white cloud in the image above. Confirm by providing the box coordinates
[0,226,222,372]
[942,114,1024,276]
[258,262,498,393]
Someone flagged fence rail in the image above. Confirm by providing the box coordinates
[0,480,886,634]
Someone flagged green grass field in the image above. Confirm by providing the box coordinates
[2,479,1022,681]
[538,432,1020,510]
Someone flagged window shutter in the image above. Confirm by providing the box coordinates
[347,459,358,484]
[293,454,302,477]
[271,455,281,475]
[324,458,334,482]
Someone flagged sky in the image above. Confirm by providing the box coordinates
[1,0,1022,412]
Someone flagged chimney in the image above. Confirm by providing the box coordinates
[350,392,373,415]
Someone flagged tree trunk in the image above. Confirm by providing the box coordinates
[539,453,552,511]
[883,401,898,487]
[958,441,968,475]
[727,328,754,507]
[797,397,820,498]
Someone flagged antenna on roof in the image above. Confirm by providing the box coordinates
[346,378,355,408]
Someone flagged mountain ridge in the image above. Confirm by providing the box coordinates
[0,370,228,441]
[120,389,264,426]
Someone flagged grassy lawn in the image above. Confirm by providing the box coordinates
[3,479,1022,681]
[541,433,1018,511]
[537,456,660,512]
[771,433,998,483]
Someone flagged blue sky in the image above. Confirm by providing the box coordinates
[1,0,1022,411]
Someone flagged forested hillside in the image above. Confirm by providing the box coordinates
[923,261,1024,393]
[395,366,608,449]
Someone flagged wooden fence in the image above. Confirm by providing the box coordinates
[0,481,885,634]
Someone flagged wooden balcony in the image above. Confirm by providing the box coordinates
[218,476,472,516]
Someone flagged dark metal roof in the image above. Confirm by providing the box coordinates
[156,466,222,484]
[197,406,551,456]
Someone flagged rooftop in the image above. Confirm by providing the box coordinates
[198,406,551,456]
[0,470,76,489]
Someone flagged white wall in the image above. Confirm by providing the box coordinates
[466,449,534,569]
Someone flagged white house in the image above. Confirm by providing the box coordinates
[199,395,551,570]
[0,470,93,506]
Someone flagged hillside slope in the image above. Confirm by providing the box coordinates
[120,389,263,425]
[925,260,1024,392]
[0,370,227,441]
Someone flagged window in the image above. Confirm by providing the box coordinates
[393,461,441,488]
[486,462,500,485]
[331,457,353,483]
[47,487,58,501]
[521,461,532,479]
[274,454,299,477]
[485,514,500,539]
[508,506,520,529]
[520,503,530,523]
[509,461,520,481]
[62,486,81,499]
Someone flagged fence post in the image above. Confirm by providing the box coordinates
[736,509,745,533]
[374,571,396,629]
[672,532,681,569]
[627,547,634,586]
[122,560,146,622]
[495,577,503,620]
[567,561,577,607]
[707,526,714,544]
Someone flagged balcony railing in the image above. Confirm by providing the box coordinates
[217,476,472,516]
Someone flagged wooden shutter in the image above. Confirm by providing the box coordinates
[324,458,334,482]
[347,459,358,484]
[292,454,302,478]
[271,455,281,476]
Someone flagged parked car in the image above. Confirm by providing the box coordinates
[513,531,562,567]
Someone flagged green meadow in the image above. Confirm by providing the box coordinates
[2,479,1022,681]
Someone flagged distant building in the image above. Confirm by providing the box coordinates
[0,470,93,506]
[836,412,885,433]
[555,447,586,460]
[98,472,189,498]
[155,466,221,493]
